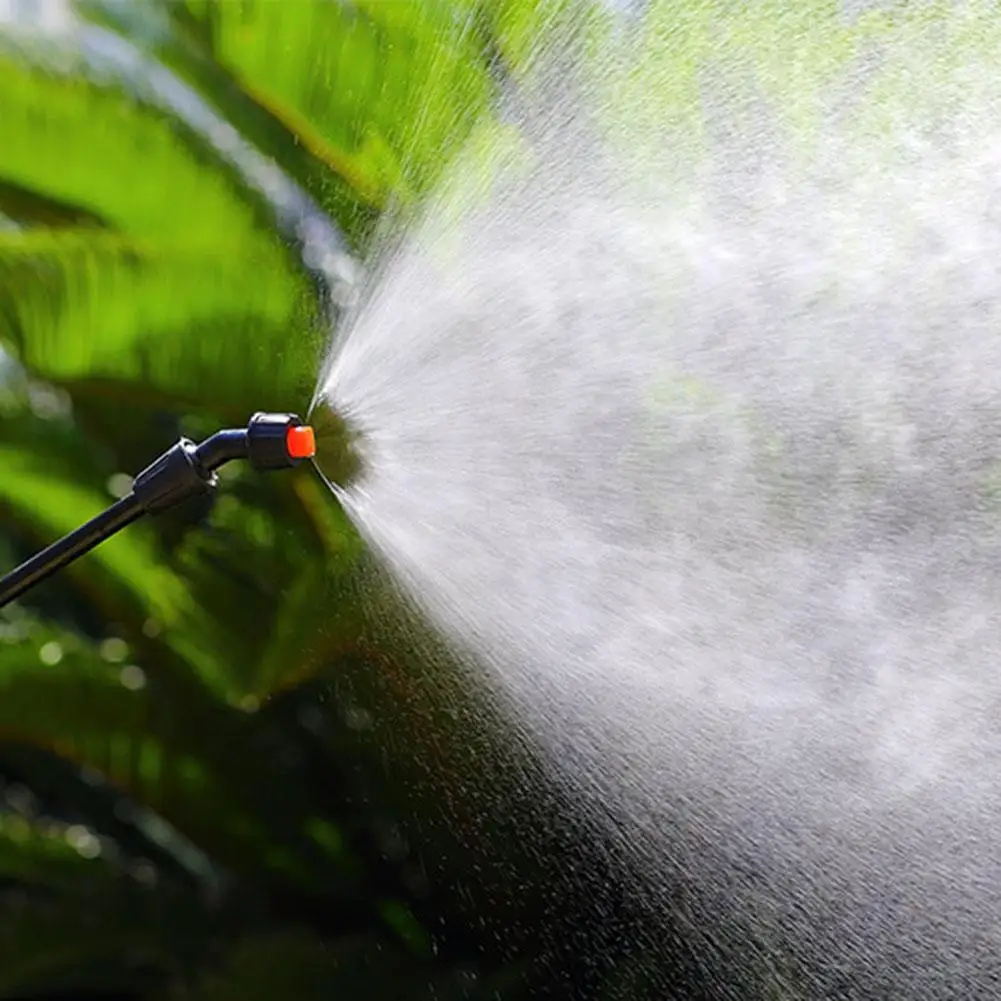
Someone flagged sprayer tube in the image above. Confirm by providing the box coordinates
[194,429,250,473]
[0,412,312,612]
[0,494,143,609]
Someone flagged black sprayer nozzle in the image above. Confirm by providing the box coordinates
[246,411,313,471]
[0,412,316,610]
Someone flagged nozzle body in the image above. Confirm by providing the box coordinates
[245,411,314,471]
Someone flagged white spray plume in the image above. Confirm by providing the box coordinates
[320,4,1001,995]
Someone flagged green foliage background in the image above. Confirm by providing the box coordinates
[0,2,587,998]
[1,1,987,997]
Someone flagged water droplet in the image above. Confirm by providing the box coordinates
[106,473,133,499]
[4,783,34,815]
[100,637,128,663]
[0,622,26,644]
[132,860,157,886]
[344,706,373,731]
[65,825,101,859]
[119,665,146,691]
[38,641,62,665]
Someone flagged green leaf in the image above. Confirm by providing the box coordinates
[0,50,268,246]
[0,617,358,890]
[0,229,319,419]
[170,0,497,205]
[0,411,242,700]
[204,469,366,698]
[0,434,196,628]
[0,879,209,997]
[244,561,328,698]
[0,625,235,858]
[0,814,112,892]
[0,46,323,416]
[79,0,380,249]
[0,742,211,884]
[0,178,109,229]
[249,558,365,700]
[0,412,313,702]
[162,473,340,699]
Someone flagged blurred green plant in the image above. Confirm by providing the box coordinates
[0,1,573,999]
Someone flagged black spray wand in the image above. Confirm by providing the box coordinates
[0,412,316,610]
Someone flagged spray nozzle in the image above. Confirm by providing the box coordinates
[0,412,317,609]
[188,411,315,480]
[131,412,314,516]
[244,410,315,469]
[307,404,363,490]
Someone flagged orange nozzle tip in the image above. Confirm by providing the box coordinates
[286,424,316,460]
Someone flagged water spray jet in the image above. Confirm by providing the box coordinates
[310,17,1001,987]
[0,411,324,609]
[308,402,365,492]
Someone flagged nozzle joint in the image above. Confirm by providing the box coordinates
[132,412,312,515]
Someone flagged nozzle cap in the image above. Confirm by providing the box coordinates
[247,412,304,470]
[286,424,316,460]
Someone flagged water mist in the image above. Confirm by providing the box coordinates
[315,4,1001,997]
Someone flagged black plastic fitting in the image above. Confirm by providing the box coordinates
[247,411,304,471]
[132,412,308,515]
[133,438,213,515]
[193,429,249,474]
